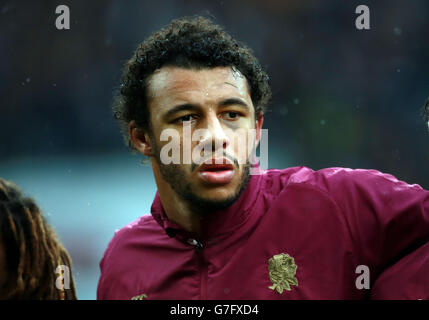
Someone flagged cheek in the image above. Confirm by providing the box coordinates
[223,117,252,130]
[153,128,184,163]
[227,128,255,164]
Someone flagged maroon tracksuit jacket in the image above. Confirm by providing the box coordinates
[97,166,429,299]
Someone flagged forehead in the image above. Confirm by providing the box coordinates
[146,66,251,103]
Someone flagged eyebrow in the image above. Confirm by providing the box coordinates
[163,98,250,120]
[163,104,200,121]
[219,98,249,110]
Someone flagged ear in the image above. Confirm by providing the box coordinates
[254,111,264,149]
[129,121,153,156]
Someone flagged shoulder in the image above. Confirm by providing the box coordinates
[313,166,421,189]
[99,215,159,268]
[97,214,161,299]
[277,166,428,224]
[288,167,428,268]
[114,214,158,240]
[308,167,426,210]
[264,165,424,199]
[264,165,428,240]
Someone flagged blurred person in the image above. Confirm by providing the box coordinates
[97,16,428,300]
[0,178,77,299]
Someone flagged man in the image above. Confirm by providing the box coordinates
[97,16,428,299]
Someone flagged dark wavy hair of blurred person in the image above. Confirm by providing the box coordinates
[112,15,272,149]
[0,178,77,299]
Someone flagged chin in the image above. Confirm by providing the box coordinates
[202,191,236,203]
[185,184,241,212]
[195,188,234,201]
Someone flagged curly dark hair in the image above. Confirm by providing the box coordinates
[112,15,272,148]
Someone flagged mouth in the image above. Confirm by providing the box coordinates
[197,158,235,185]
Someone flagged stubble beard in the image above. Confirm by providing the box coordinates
[152,142,253,214]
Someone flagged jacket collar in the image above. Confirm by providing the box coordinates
[150,164,264,242]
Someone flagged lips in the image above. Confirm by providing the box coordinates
[197,158,235,185]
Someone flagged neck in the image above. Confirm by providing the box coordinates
[159,186,203,236]
[152,161,203,235]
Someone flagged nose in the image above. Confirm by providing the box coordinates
[198,112,230,156]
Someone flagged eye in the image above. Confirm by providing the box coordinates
[176,114,196,123]
[223,111,241,120]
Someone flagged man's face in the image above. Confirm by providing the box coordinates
[142,66,262,211]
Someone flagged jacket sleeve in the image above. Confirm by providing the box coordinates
[371,241,429,299]
[318,168,429,293]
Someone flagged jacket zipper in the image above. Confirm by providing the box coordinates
[188,238,207,299]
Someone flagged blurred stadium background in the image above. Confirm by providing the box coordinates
[1,0,428,299]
